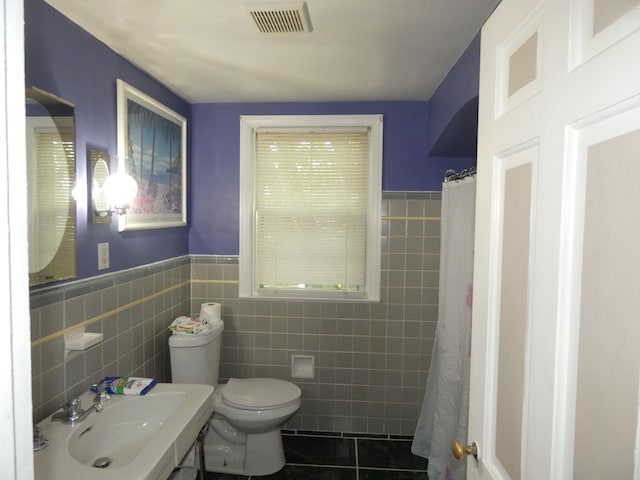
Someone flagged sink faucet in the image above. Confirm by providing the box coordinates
[92,380,112,405]
[52,388,107,425]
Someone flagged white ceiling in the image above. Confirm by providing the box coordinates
[45,0,500,104]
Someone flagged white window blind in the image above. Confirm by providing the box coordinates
[240,115,382,301]
[255,130,368,292]
[27,124,76,280]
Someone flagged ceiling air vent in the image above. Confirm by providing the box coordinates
[243,1,313,34]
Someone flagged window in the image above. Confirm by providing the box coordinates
[239,115,383,301]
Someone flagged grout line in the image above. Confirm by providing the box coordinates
[284,462,427,473]
[286,463,356,469]
[284,431,415,441]
[358,466,429,472]
[191,279,239,284]
[382,215,440,221]
[355,437,360,480]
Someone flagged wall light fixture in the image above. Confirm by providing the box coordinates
[100,172,138,216]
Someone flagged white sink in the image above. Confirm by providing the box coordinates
[34,383,214,480]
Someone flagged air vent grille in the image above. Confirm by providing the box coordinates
[244,1,312,34]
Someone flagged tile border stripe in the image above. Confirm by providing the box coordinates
[382,216,440,221]
[31,280,190,347]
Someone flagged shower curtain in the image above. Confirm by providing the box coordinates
[412,176,476,480]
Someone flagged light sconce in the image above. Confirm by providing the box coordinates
[91,150,138,221]
[101,172,138,215]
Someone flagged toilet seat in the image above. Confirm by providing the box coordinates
[221,378,301,410]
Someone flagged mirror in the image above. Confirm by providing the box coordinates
[26,86,77,287]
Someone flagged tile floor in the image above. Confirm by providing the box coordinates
[204,432,428,479]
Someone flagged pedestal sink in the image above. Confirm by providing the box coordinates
[34,383,214,480]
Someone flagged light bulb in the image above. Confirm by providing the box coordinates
[103,173,138,213]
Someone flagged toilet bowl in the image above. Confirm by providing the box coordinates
[215,378,301,433]
[203,378,301,475]
[168,322,302,476]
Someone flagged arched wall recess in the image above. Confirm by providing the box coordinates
[429,97,479,158]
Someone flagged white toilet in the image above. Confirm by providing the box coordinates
[169,322,301,476]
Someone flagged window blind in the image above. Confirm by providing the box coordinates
[254,130,369,293]
[28,128,75,277]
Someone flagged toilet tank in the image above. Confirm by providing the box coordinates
[168,321,224,386]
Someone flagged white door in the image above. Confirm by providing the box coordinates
[464,0,640,478]
[1,0,34,479]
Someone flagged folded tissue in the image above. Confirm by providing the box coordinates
[168,315,214,335]
[91,376,157,395]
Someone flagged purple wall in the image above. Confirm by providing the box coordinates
[187,34,481,256]
[188,101,460,255]
[27,0,481,268]
[26,0,190,280]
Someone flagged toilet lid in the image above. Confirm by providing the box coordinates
[222,378,301,410]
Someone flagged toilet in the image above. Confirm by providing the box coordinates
[169,322,301,476]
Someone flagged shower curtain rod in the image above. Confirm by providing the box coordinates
[444,166,477,182]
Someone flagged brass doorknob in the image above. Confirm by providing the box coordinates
[452,440,478,460]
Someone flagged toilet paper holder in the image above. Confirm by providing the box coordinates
[291,355,315,379]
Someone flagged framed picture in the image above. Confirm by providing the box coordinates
[116,79,187,231]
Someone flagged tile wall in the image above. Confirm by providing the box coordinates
[191,192,441,436]
[30,256,191,421]
[29,192,441,436]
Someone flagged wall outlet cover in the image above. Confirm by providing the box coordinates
[98,242,110,270]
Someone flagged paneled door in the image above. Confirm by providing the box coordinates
[463,0,640,478]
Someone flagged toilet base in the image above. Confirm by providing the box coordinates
[203,426,286,476]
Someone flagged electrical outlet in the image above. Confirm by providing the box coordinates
[98,242,110,270]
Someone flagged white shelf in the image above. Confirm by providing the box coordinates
[64,328,103,351]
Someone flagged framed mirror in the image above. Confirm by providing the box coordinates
[26,86,77,287]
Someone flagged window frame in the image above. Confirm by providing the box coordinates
[239,114,383,301]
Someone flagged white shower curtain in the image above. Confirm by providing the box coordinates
[412,176,476,480]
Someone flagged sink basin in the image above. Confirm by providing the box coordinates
[68,391,187,467]
[34,383,214,480]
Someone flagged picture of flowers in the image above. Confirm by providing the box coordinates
[116,79,187,231]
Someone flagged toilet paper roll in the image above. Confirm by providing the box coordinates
[200,302,221,322]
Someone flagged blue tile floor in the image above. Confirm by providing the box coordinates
[205,433,428,479]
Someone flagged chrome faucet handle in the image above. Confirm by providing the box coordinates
[62,397,82,414]
[52,395,102,424]
[52,397,86,424]
[92,381,111,403]
[33,425,49,452]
